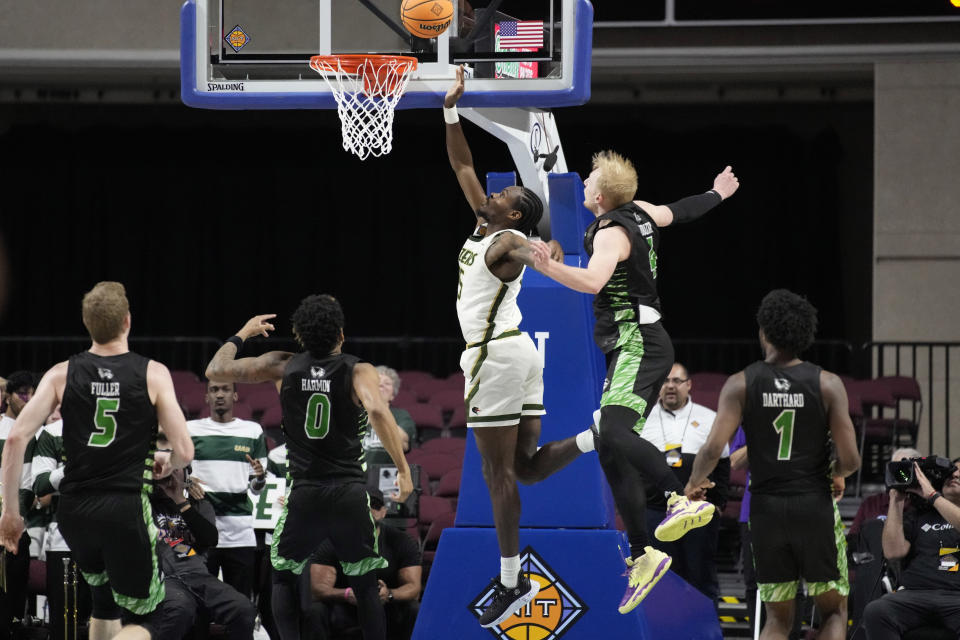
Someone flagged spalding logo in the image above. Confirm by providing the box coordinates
[469,546,587,639]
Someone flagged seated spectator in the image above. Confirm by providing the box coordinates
[849,447,922,541]
[304,489,421,640]
[863,458,960,639]
[639,363,730,605]
[362,366,417,464]
[151,433,256,640]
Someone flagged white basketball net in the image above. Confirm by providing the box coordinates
[310,56,416,160]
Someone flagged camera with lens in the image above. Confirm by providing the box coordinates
[885,455,953,492]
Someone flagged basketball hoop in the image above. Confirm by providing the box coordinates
[309,55,418,160]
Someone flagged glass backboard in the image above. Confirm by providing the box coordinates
[180,0,592,109]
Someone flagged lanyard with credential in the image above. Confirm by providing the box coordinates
[659,403,692,468]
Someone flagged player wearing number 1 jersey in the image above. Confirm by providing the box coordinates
[0,281,195,640]
[685,289,861,640]
[203,295,412,640]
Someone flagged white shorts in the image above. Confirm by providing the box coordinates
[460,332,546,428]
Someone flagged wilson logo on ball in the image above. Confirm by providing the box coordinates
[468,546,587,640]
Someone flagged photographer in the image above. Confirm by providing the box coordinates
[864,458,960,639]
[151,441,256,639]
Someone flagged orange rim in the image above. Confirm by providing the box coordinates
[309,54,418,75]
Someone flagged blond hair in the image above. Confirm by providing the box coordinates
[592,150,638,209]
[82,281,129,344]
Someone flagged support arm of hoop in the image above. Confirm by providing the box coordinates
[356,0,415,43]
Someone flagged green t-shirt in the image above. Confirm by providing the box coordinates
[362,407,417,465]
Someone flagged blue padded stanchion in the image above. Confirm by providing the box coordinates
[415,528,721,639]
[414,172,721,638]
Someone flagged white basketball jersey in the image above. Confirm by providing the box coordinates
[456,228,526,345]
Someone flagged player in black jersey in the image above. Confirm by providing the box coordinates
[685,289,861,640]
[203,294,413,640]
[530,151,739,612]
[0,281,195,640]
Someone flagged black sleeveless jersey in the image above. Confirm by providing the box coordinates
[59,351,157,495]
[742,361,831,496]
[280,351,368,483]
[585,202,662,353]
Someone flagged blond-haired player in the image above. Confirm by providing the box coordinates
[0,281,194,640]
[531,152,739,612]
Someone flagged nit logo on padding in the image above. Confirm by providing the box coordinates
[469,546,587,640]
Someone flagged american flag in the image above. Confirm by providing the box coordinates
[496,20,544,49]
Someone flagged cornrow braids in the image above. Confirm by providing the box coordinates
[514,187,544,236]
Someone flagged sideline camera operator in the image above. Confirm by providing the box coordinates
[863,457,960,639]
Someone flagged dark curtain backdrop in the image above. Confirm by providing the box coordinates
[0,100,872,345]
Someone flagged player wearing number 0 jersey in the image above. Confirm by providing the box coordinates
[0,281,195,640]
[685,289,861,640]
[445,66,585,629]
[203,295,413,640]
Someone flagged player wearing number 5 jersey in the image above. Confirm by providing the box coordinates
[685,289,861,640]
[203,295,413,640]
[0,281,195,640]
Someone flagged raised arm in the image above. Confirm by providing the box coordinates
[148,360,194,475]
[205,314,295,384]
[637,166,740,228]
[881,489,911,560]
[532,225,629,294]
[0,362,65,552]
[352,363,412,502]
[820,371,861,478]
[444,66,487,218]
[686,372,746,500]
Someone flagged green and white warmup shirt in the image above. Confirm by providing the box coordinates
[187,417,268,548]
[0,414,37,516]
[456,228,526,345]
[266,443,288,480]
[32,420,70,553]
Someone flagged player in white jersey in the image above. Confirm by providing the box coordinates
[445,66,584,628]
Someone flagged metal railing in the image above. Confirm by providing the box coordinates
[866,341,960,459]
[672,338,859,378]
[2,336,953,456]
[0,336,465,379]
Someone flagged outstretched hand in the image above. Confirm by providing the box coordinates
[236,314,276,341]
[684,479,715,502]
[444,65,465,109]
[712,166,740,200]
[528,240,553,270]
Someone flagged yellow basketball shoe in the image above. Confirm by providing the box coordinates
[618,546,672,614]
[654,492,716,542]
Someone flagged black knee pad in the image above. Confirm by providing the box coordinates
[90,583,122,620]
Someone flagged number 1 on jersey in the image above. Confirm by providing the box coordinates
[772,409,796,460]
[305,393,331,439]
[89,397,119,447]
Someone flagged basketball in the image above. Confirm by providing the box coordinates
[400,0,454,39]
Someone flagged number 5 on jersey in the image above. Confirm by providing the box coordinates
[89,397,119,447]
[305,393,331,439]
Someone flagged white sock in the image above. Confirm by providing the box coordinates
[501,555,520,588]
[575,429,595,453]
